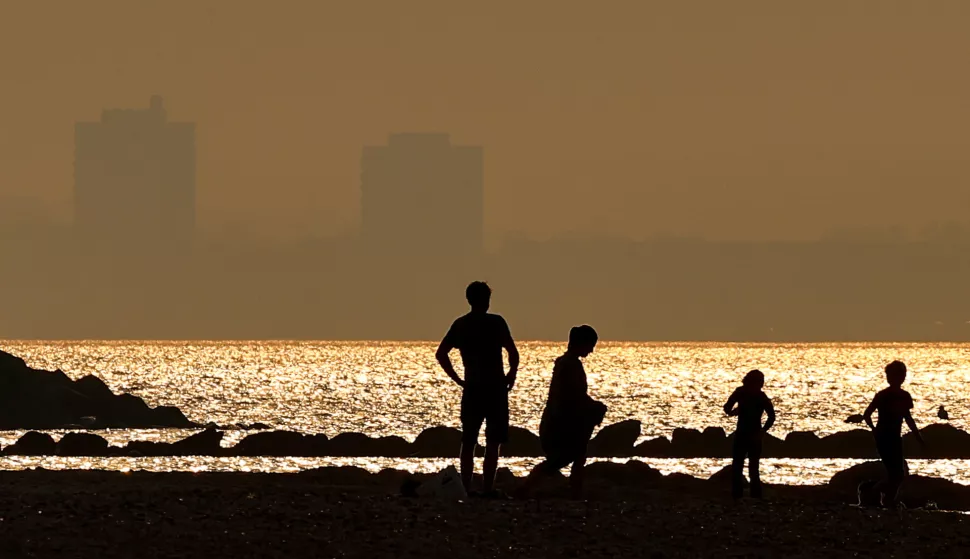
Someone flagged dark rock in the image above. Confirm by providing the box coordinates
[0,349,197,430]
[504,426,542,457]
[325,433,378,456]
[56,432,109,456]
[374,436,412,457]
[761,432,785,457]
[669,427,730,457]
[828,461,970,510]
[828,461,885,493]
[327,433,410,457]
[633,436,671,457]
[151,406,194,428]
[122,440,172,457]
[782,431,823,458]
[4,431,56,455]
[708,465,745,487]
[237,422,270,430]
[818,430,877,458]
[588,420,641,457]
[374,467,412,485]
[584,460,664,486]
[300,466,374,485]
[904,423,970,458]
[233,431,313,456]
[169,428,224,456]
[412,426,462,457]
[73,375,115,400]
[495,467,518,486]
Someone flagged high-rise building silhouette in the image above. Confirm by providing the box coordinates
[74,96,195,252]
[361,133,484,257]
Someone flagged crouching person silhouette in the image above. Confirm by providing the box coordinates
[517,325,606,499]
[724,369,775,500]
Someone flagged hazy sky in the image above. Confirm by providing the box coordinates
[1,1,968,243]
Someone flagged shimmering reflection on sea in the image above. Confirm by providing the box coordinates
[3,341,968,442]
[0,456,967,486]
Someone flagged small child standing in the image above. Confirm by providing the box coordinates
[723,369,775,499]
[517,325,606,499]
[863,360,925,507]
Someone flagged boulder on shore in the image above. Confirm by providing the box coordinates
[233,431,325,457]
[588,420,641,457]
[904,423,970,458]
[56,432,110,456]
[504,426,543,457]
[633,436,671,457]
[3,431,57,456]
[668,427,731,458]
[817,430,878,458]
[326,433,411,457]
[412,426,462,457]
[828,460,970,510]
[0,350,197,430]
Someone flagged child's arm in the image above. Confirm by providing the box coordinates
[723,389,739,416]
[762,396,776,432]
[863,397,878,431]
[904,410,925,447]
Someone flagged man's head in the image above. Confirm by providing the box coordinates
[465,281,491,312]
[886,360,907,387]
[743,369,765,390]
[568,325,598,357]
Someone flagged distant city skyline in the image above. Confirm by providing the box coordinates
[3,1,970,245]
[74,96,195,251]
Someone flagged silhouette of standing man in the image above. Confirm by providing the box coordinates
[436,281,519,495]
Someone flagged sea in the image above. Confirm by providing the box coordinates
[2,340,968,485]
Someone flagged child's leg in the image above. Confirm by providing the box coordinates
[748,436,763,498]
[731,436,747,499]
[875,436,905,506]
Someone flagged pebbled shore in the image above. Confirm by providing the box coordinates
[0,464,968,558]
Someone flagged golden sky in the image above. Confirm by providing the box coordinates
[1,0,968,243]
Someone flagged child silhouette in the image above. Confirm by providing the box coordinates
[723,369,775,499]
[863,360,926,507]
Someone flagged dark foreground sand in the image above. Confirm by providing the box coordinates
[0,468,967,558]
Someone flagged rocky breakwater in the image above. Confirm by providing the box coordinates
[0,350,196,430]
[6,419,970,459]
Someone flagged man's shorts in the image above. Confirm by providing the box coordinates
[460,385,509,445]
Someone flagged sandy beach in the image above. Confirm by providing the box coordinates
[0,466,966,558]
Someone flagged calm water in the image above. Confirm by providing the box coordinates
[2,341,968,482]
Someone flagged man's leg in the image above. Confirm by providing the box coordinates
[459,439,477,492]
[460,390,484,492]
[748,437,763,499]
[482,388,510,494]
[482,442,501,493]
